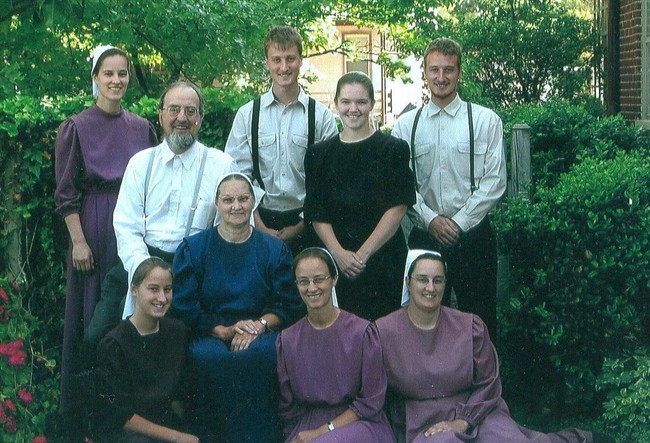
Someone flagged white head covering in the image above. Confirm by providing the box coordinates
[298,247,339,308]
[91,45,118,98]
[401,249,444,306]
[214,172,264,227]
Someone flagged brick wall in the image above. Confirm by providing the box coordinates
[619,0,642,121]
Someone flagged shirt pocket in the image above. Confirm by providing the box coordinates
[290,134,309,170]
[257,133,276,168]
[456,141,488,180]
[411,143,433,183]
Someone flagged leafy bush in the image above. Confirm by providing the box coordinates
[502,100,650,190]
[493,152,650,419]
[597,348,650,443]
[0,278,56,442]
[0,88,253,439]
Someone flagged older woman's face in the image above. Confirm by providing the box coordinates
[407,258,445,314]
[216,178,254,228]
[295,257,336,311]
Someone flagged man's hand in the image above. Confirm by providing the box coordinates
[428,216,461,248]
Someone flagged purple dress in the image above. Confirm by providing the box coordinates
[276,310,395,443]
[375,307,593,443]
[55,104,157,412]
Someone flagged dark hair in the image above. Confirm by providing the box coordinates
[264,26,303,58]
[158,81,205,116]
[293,248,337,279]
[92,47,130,77]
[334,71,375,105]
[131,257,172,288]
[407,252,446,277]
[215,173,255,200]
[423,38,462,69]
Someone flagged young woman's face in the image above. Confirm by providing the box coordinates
[407,258,446,314]
[335,83,374,132]
[93,54,129,104]
[294,257,336,311]
[133,266,173,319]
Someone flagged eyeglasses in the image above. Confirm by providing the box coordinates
[296,276,331,287]
[411,276,446,286]
[161,105,199,117]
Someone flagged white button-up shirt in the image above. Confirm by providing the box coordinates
[114,140,240,317]
[225,87,339,212]
[392,94,506,233]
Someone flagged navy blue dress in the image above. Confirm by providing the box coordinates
[172,227,304,443]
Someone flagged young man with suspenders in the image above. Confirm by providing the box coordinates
[225,26,339,255]
[392,38,506,336]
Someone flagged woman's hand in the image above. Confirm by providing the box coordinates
[332,249,365,279]
[172,431,200,443]
[230,330,259,352]
[71,239,94,272]
[290,429,325,443]
[233,319,263,336]
[424,419,469,437]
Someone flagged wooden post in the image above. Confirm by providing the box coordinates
[509,124,532,198]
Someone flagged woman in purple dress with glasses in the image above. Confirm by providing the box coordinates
[54,45,158,426]
[276,247,395,443]
[376,250,612,443]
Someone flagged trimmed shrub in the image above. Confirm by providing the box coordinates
[597,348,650,443]
[493,151,650,419]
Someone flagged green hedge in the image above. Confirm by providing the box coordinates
[494,151,650,424]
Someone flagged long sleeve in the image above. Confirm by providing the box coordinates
[451,112,506,232]
[350,322,389,421]
[113,149,152,279]
[276,332,306,435]
[263,241,306,326]
[171,234,226,336]
[95,336,137,429]
[454,315,501,429]
[54,119,84,217]
[224,104,255,182]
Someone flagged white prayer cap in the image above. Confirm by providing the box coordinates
[401,249,444,306]
[91,45,117,98]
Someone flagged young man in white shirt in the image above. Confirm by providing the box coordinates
[392,38,507,336]
[225,26,339,254]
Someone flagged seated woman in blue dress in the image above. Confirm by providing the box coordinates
[172,172,305,443]
[94,257,199,443]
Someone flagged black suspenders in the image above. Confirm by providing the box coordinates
[410,101,476,194]
[251,96,315,191]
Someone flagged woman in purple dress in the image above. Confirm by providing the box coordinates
[276,247,395,443]
[55,45,158,421]
[376,250,611,443]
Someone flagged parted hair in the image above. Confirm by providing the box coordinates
[423,38,462,69]
[264,26,303,58]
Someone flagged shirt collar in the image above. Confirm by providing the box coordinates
[160,139,201,170]
[261,86,308,109]
[425,93,462,117]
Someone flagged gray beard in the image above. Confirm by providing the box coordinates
[166,132,195,153]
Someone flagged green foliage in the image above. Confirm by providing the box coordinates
[502,100,650,189]
[0,88,253,439]
[0,278,56,441]
[494,151,650,419]
[597,348,650,443]
[455,0,597,106]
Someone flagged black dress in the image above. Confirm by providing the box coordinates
[304,131,415,320]
[94,317,193,442]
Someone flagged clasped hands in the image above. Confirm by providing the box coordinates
[428,216,462,248]
[332,248,370,280]
[424,419,469,437]
[212,319,265,352]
